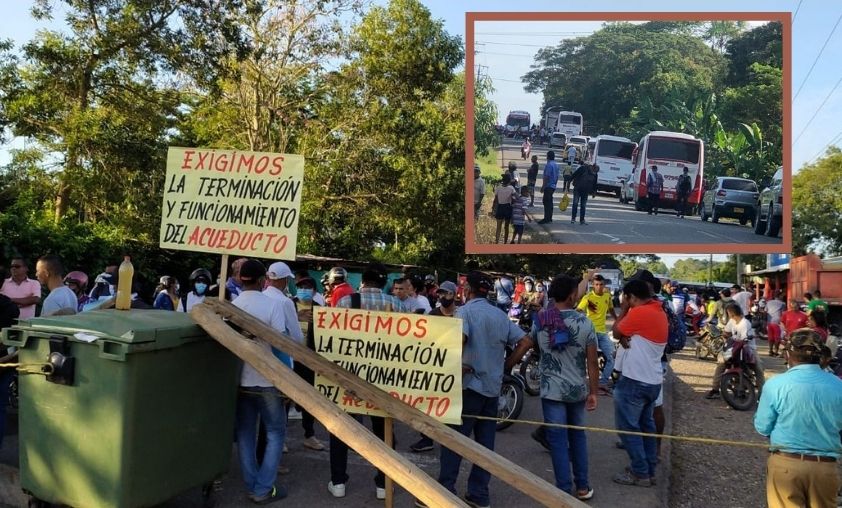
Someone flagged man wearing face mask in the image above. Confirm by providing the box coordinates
[178,268,212,313]
[410,281,460,453]
[290,275,326,451]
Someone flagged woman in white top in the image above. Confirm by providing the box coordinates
[492,172,518,244]
[706,303,765,398]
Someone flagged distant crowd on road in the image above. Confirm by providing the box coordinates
[0,253,839,507]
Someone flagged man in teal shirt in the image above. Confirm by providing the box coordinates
[754,328,842,508]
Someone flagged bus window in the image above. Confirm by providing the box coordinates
[597,140,636,159]
[648,138,700,164]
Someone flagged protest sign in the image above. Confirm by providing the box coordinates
[313,307,463,424]
[159,147,304,259]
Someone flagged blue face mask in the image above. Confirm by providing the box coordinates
[194,282,208,295]
[297,288,314,301]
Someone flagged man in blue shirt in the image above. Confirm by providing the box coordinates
[538,150,560,224]
[754,328,842,508]
[421,271,533,508]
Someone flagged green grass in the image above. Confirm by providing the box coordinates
[475,148,502,178]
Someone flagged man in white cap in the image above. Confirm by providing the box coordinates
[263,262,304,346]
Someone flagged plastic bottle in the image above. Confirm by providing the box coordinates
[115,256,134,310]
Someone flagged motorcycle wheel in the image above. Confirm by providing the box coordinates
[720,371,757,411]
[519,353,540,396]
[496,377,524,431]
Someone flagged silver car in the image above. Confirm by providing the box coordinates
[700,177,759,226]
[754,166,783,237]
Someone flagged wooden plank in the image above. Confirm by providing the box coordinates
[218,254,229,302]
[384,417,394,508]
[191,305,467,508]
[198,299,587,508]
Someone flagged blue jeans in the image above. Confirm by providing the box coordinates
[0,370,13,449]
[614,376,661,478]
[596,332,614,386]
[439,390,497,506]
[542,398,589,493]
[572,192,589,222]
[236,387,287,497]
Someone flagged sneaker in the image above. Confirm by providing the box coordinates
[287,408,302,420]
[409,437,435,453]
[327,481,346,498]
[302,436,325,451]
[580,221,588,225]
[597,385,612,396]
[253,486,288,505]
[376,487,387,500]
[283,443,289,453]
[576,488,595,500]
[705,389,720,399]
[531,427,550,451]
[571,219,576,224]
[612,470,652,487]
[465,495,491,508]
[414,499,428,508]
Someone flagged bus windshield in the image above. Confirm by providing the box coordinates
[648,137,700,164]
[597,140,635,160]
[506,115,530,128]
[559,114,581,125]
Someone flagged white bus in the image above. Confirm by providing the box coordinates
[628,131,705,212]
[505,110,531,137]
[589,135,637,198]
[556,111,583,138]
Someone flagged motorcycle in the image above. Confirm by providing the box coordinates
[498,347,526,431]
[518,331,617,397]
[695,322,725,361]
[521,143,531,160]
[719,340,759,411]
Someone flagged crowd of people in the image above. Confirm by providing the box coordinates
[0,253,840,507]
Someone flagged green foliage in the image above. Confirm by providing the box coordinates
[618,255,668,279]
[792,149,842,256]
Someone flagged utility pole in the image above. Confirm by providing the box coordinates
[708,254,713,285]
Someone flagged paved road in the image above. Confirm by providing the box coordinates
[1,379,667,508]
[492,140,782,246]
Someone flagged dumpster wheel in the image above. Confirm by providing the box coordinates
[201,481,217,508]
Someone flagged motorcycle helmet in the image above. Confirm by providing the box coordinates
[189,268,212,284]
[64,271,89,291]
[327,266,348,283]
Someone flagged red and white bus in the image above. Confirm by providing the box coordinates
[629,131,704,212]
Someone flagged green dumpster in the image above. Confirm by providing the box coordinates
[1,309,240,508]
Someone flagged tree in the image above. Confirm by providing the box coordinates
[725,21,783,87]
[618,255,667,279]
[1,0,249,221]
[523,23,726,137]
[703,21,747,53]
[291,0,467,266]
[792,148,842,256]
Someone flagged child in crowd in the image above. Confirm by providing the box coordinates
[510,186,534,244]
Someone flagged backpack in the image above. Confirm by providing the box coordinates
[660,296,687,353]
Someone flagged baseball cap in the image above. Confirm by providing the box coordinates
[787,328,826,353]
[266,262,293,280]
[669,281,680,289]
[437,281,458,294]
[629,269,662,294]
[238,259,266,282]
[466,271,493,295]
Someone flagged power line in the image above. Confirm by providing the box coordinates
[792,74,842,145]
[793,12,842,102]
[805,128,842,166]
[487,76,525,84]
[476,50,537,58]
[476,40,554,48]
[476,31,592,36]
[792,0,803,23]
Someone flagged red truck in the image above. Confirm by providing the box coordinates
[787,254,842,325]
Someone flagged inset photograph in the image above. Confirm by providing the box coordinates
[466,13,789,254]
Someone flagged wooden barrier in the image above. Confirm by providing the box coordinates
[196,299,587,508]
[191,305,467,508]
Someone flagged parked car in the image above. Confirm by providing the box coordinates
[754,166,783,237]
[549,132,567,149]
[566,136,589,162]
[699,176,759,226]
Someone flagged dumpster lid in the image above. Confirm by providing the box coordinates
[16,309,208,346]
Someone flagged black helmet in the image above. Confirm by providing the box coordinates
[189,268,212,284]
